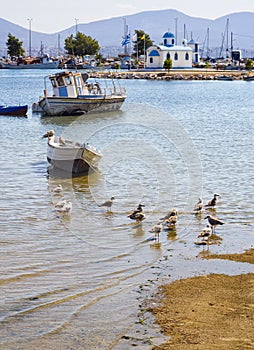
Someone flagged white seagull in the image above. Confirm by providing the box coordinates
[52,184,63,194]
[149,223,163,241]
[56,201,72,214]
[198,225,212,242]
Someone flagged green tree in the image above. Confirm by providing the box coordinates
[64,32,100,56]
[245,59,253,71]
[6,33,25,58]
[132,30,153,57]
[163,58,172,72]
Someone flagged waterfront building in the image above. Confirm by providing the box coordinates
[146,31,194,69]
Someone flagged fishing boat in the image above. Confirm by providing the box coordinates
[36,70,126,116]
[0,105,28,116]
[43,130,102,176]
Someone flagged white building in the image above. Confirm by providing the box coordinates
[146,31,194,69]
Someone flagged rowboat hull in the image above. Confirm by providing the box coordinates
[47,140,102,176]
[0,105,28,116]
[39,95,125,116]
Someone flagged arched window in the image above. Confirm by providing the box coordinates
[150,57,153,63]
[174,52,178,60]
[166,53,171,60]
[185,53,189,60]
[172,39,175,45]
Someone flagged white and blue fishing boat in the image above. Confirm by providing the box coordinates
[36,70,126,116]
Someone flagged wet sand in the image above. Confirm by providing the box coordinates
[149,248,254,349]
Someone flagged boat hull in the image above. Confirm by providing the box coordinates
[47,143,101,176]
[0,105,28,116]
[39,95,125,116]
[0,62,59,69]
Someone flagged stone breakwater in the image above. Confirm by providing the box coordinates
[89,69,252,81]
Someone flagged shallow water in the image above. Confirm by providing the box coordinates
[0,70,254,349]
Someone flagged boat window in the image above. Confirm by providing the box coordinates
[56,76,65,86]
[65,76,72,85]
[51,79,57,87]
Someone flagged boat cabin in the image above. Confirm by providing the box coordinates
[49,71,91,97]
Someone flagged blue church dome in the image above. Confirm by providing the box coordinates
[163,32,175,39]
[162,31,175,47]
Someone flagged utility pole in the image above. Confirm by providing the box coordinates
[75,18,79,35]
[174,17,178,45]
[27,18,32,57]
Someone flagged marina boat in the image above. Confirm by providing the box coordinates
[43,130,102,176]
[0,104,28,116]
[36,70,126,116]
[0,55,59,69]
[216,75,233,81]
[243,75,254,81]
[0,43,59,69]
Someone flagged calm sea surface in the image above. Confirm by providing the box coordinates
[0,69,254,349]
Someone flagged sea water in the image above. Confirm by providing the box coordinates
[0,69,253,349]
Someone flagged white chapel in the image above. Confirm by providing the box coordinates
[146,31,196,69]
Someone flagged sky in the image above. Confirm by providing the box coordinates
[2,0,254,33]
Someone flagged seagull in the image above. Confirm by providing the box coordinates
[99,196,115,211]
[194,198,203,213]
[198,225,212,241]
[56,201,72,214]
[160,208,178,221]
[205,194,220,208]
[43,130,55,142]
[52,184,63,193]
[149,223,162,241]
[55,199,67,208]
[130,212,146,222]
[128,204,145,220]
[164,213,178,226]
[204,215,224,233]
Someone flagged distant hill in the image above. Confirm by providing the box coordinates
[1,9,254,57]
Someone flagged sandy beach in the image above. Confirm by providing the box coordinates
[149,248,254,349]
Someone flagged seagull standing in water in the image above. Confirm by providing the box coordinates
[198,225,212,242]
[194,198,203,214]
[204,215,224,233]
[128,204,145,221]
[56,201,72,215]
[205,194,220,208]
[160,208,178,221]
[99,196,115,212]
[52,184,63,194]
[149,223,163,241]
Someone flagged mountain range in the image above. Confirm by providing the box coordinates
[0,9,254,57]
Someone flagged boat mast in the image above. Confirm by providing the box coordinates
[123,17,128,56]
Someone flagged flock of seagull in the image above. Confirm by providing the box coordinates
[50,184,224,246]
[126,193,225,245]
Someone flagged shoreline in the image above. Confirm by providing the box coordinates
[147,248,254,349]
[89,68,253,81]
